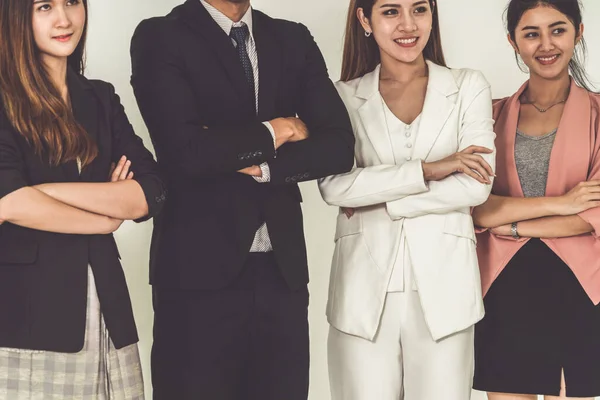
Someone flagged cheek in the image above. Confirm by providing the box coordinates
[31,18,48,49]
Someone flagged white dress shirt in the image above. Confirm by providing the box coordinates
[200,0,274,252]
[381,98,422,292]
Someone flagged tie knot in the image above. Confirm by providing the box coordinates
[230,24,250,46]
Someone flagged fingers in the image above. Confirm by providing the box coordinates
[108,162,116,179]
[460,145,494,155]
[460,159,491,184]
[342,208,355,218]
[580,180,600,187]
[127,171,134,180]
[111,156,127,182]
[458,163,489,184]
[462,154,494,179]
[119,160,132,181]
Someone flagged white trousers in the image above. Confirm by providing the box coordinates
[328,285,474,399]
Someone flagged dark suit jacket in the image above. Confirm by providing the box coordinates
[130,0,354,291]
[0,71,166,352]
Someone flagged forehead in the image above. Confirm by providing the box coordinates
[373,0,429,8]
[518,6,571,27]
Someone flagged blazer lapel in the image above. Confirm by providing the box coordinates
[68,69,98,181]
[545,80,591,196]
[253,11,281,120]
[356,66,396,165]
[494,84,526,198]
[411,61,456,161]
[180,0,253,107]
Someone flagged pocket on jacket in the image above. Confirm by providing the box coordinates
[442,212,477,243]
[0,239,38,265]
[334,213,362,242]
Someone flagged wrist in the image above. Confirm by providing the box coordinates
[421,162,432,181]
[547,196,567,216]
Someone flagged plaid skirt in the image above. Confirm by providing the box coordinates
[0,267,145,400]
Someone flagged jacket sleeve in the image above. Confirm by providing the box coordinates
[318,159,428,208]
[577,98,600,236]
[386,72,496,220]
[0,122,28,201]
[130,19,276,178]
[106,82,167,223]
[266,24,355,185]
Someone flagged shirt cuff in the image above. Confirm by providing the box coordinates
[262,121,276,150]
[253,163,271,183]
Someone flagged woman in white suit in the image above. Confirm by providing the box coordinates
[318,0,496,399]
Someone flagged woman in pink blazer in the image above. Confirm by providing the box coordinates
[472,1,600,399]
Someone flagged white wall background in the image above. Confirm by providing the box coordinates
[84,0,600,398]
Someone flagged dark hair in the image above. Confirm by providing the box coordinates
[506,0,595,91]
[341,0,446,82]
[0,0,97,167]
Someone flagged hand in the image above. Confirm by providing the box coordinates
[490,224,512,236]
[109,156,134,182]
[238,165,262,177]
[269,117,309,149]
[556,180,600,215]
[422,146,494,184]
[342,207,355,218]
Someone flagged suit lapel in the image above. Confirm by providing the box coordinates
[253,11,281,120]
[180,0,254,108]
[356,66,396,165]
[68,69,98,181]
[411,61,456,161]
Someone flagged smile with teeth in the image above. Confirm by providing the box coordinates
[537,55,558,62]
[395,38,418,44]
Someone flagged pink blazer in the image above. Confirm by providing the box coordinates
[476,79,600,304]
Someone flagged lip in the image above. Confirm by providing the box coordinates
[53,33,73,42]
[394,37,419,48]
[536,54,560,66]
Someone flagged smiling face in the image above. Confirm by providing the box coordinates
[509,5,583,81]
[32,0,85,66]
[358,0,433,65]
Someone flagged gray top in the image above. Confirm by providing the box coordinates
[514,129,557,198]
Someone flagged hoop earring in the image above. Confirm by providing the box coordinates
[365,31,372,37]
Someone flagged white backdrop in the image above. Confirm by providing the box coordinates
[84,0,600,398]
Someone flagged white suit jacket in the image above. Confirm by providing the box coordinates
[318,61,496,341]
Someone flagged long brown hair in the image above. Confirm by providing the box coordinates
[0,0,97,167]
[341,0,446,82]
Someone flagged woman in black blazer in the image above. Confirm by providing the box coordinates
[0,0,165,398]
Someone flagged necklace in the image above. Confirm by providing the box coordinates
[521,89,569,113]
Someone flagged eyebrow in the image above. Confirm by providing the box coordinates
[379,1,428,8]
[522,21,567,30]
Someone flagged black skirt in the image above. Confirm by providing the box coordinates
[474,239,600,397]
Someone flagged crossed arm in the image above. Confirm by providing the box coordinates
[472,182,600,239]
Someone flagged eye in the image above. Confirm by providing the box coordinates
[36,3,51,11]
[382,8,398,16]
[552,27,566,35]
[524,31,539,38]
[414,6,428,14]
[66,0,80,5]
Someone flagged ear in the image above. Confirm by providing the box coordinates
[576,22,584,45]
[357,7,372,35]
[507,33,519,53]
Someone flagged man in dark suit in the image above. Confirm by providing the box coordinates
[130,0,354,398]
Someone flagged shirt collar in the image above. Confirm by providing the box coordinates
[199,0,254,38]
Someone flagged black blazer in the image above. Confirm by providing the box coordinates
[0,71,166,352]
[130,1,354,291]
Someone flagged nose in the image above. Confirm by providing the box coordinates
[539,33,555,52]
[398,10,417,33]
[54,6,72,29]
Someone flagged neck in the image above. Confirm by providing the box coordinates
[42,55,69,103]
[204,0,250,22]
[526,70,571,106]
[379,53,428,84]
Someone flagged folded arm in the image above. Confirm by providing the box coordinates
[318,160,427,208]
[386,75,496,220]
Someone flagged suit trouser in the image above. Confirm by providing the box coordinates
[328,267,474,400]
[151,253,310,400]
